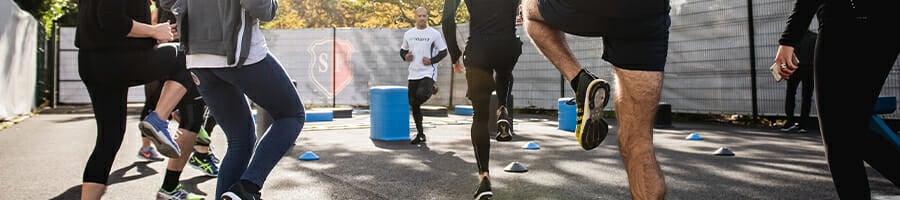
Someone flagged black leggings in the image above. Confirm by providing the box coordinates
[138,71,205,139]
[815,9,900,198]
[784,66,813,128]
[80,44,192,184]
[408,78,435,135]
[464,38,522,173]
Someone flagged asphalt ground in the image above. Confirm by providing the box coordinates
[2,104,899,200]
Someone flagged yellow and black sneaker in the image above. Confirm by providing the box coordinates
[569,69,610,150]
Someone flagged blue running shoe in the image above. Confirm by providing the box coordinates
[139,111,181,158]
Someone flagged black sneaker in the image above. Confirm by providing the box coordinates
[781,125,799,133]
[569,69,611,150]
[221,181,262,200]
[473,178,493,200]
[495,106,513,142]
[410,134,426,145]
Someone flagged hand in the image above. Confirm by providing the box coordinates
[170,23,178,40]
[774,45,798,79]
[158,23,178,43]
[151,22,174,42]
[453,62,464,73]
[404,53,414,62]
[422,57,432,65]
[190,72,200,86]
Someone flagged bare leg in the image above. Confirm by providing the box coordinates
[80,183,105,200]
[166,129,198,171]
[195,145,210,153]
[142,137,152,148]
[522,0,581,81]
[152,80,187,120]
[613,68,666,200]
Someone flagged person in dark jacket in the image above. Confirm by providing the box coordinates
[780,30,817,133]
[775,0,900,198]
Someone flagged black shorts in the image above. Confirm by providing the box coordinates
[408,78,435,105]
[537,0,671,71]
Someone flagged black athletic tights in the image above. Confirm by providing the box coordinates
[409,78,435,135]
[815,4,900,198]
[80,44,192,184]
[464,38,522,173]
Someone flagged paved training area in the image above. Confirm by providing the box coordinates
[2,104,899,200]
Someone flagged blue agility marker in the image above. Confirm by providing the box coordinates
[522,141,540,150]
[685,133,703,140]
[298,151,320,161]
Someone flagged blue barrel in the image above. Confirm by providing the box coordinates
[306,110,334,122]
[370,86,410,141]
[454,105,474,116]
[558,97,576,132]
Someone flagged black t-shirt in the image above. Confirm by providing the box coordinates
[443,0,521,64]
[75,0,156,51]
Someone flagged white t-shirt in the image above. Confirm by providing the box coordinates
[187,17,268,69]
[400,27,447,80]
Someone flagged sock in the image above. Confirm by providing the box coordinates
[240,179,261,194]
[162,170,182,192]
[570,69,587,91]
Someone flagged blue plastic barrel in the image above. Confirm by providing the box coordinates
[306,110,334,122]
[558,97,576,132]
[370,86,410,141]
[454,105,474,116]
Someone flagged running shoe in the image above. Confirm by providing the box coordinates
[569,69,610,150]
[157,184,205,200]
[138,146,165,162]
[140,111,181,158]
[473,178,493,200]
[495,105,512,142]
[222,181,262,200]
[189,152,219,177]
[410,133,427,145]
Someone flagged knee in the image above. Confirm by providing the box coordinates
[521,0,542,21]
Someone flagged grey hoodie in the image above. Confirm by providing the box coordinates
[170,0,277,67]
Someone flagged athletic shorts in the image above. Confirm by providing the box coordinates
[537,0,671,71]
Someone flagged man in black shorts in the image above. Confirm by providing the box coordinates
[522,0,670,199]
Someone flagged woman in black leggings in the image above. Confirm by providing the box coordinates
[75,0,191,198]
[776,0,900,198]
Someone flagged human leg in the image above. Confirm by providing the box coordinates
[523,0,612,150]
[139,80,166,161]
[80,83,129,200]
[408,78,434,144]
[491,38,522,141]
[783,72,801,130]
[613,68,666,200]
[465,65,495,200]
[198,55,305,199]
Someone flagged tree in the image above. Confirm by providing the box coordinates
[13,0,77,36]
[261,0,469,29]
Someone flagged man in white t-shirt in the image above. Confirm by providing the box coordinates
[400,7,449,145]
